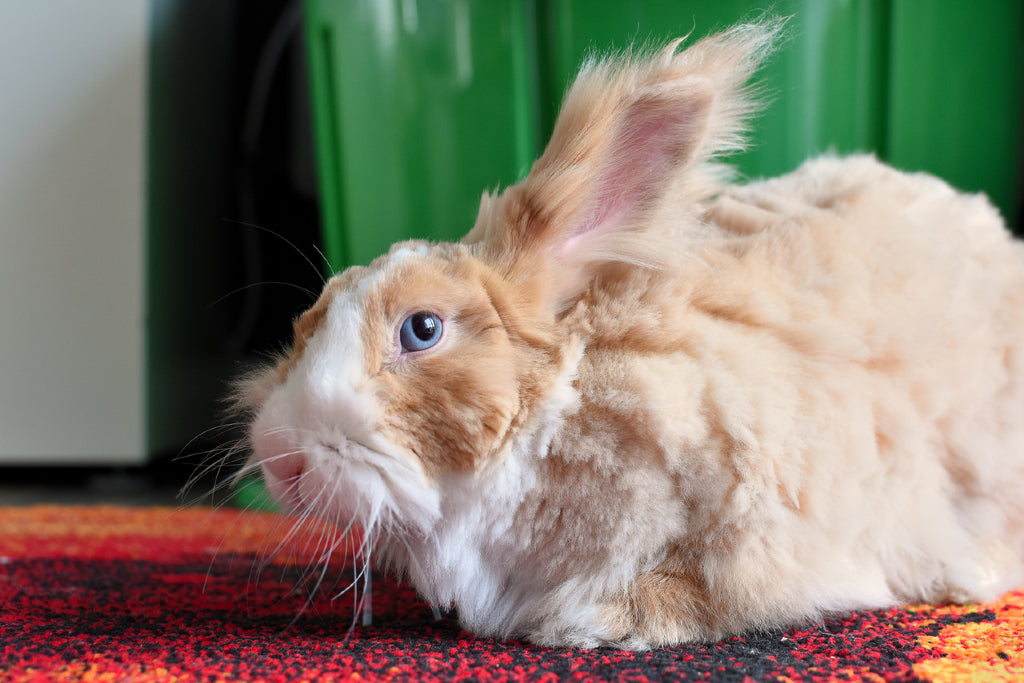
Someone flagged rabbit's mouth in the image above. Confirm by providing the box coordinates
[255,424,443,537]
[258,433,376,514]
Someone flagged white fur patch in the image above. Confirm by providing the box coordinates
[250,278,440,536]
[388,243,431,265]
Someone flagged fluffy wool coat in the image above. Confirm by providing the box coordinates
[243,20,1024,648]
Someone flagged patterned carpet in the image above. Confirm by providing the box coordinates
[1,506,1020,681]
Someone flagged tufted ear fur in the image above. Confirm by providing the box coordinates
[464,20,781,315]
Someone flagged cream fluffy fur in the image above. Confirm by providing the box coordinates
[245,19,1024,648]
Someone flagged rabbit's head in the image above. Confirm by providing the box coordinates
[242,21,778,538]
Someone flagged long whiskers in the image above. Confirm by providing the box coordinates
[205,281,320,313]
[222,218,332,286]
[186,421,385,642]
[177,426,254,508]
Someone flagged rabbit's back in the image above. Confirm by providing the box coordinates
[562,155,1024,638]
[699,154,1024,498]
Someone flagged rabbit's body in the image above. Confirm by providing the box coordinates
[375,155,1024,648]
[245,21,1024,648]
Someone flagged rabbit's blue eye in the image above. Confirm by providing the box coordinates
[399,312,443,352]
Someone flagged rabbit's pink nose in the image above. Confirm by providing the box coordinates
[253,431,307,512]
[262,450,305,485]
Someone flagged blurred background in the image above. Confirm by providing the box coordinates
[0,0,1021,504]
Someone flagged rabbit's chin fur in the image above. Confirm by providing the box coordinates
[241,19,1024,649]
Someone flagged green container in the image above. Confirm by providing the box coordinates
[541,0,1023,219]
[540,0,882,179]
[305,1,1021,268]
[887,1,1023,217]
[304,0,541,271]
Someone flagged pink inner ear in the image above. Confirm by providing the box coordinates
[558,94,707,260]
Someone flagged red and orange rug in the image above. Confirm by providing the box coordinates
[1,505,1020,682]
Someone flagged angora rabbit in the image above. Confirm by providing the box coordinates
[241,19,1024,648]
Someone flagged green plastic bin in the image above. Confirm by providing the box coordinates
[304,1,1022,274]
[543,0,1022,221]
[304,0,541,271]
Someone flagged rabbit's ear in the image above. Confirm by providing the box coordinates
[547,84,713,260]
[466,21,779,311]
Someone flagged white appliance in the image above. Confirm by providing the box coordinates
[0,2,148,464]
[0,1,246,465]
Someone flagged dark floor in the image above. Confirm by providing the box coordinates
[0,459,239,507]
